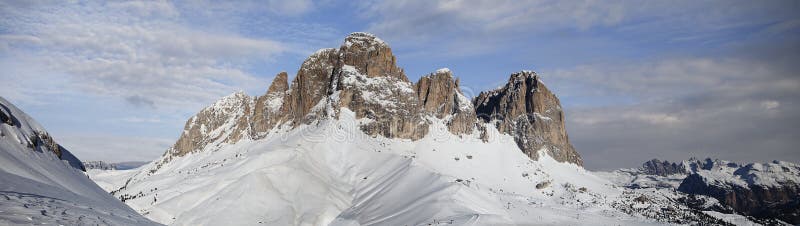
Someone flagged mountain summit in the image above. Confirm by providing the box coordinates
[159,32,581,168]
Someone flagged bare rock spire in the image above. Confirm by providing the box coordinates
[416,68,476,135]
[474,71,582,165]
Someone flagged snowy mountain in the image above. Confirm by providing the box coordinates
[100,32,787,225]
[0,97,160,225]
[600,158,800,224]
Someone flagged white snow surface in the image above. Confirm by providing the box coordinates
[0,97,159,226]
[703,160,800,189]
[702,211,761,226]
[109,107,676,226]
[88,169,140,192]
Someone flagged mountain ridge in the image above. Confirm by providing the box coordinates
[156,32,582,169]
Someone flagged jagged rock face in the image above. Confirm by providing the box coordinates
[252,72,289,137]
[336,65,428,139]
[474,71,581,165]
[677,160,800,224]
[285,48,340,125]
[161,32,582,166]
[641,159,688,176]
[334,32,426,139]
[338,32,405,80]
[415,68,475,134]
[170,92,252,157]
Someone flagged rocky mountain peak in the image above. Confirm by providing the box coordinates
[169,91,252,157]
[266,72,289,94]
[159,33,581,166]
[286,48,340,125]
[415,68,476,134]
[474,70,582,165]
[339,32,405,80]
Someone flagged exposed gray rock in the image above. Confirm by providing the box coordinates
[473,71,582,165]
[415,68,475,135]
[169,92,252,157]
[159,32,582,168]
[641,159,688,176]
[333,33,427,139]
[252,72,289,137]
[285,48,340,125]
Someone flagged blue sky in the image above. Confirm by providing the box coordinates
[1,0,799,170]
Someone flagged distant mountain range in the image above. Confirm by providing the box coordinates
[83,161,149,170]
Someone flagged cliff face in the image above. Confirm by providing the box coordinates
[169,92,252,157]
[252,72,289,137]
[415,68,475,135]
[161,32,581,166]
[285,48,340,125]
[334,33,427,139]
[474,71,582,165]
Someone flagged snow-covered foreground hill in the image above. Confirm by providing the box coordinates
[0,97,160,226]
[104,109,727,225]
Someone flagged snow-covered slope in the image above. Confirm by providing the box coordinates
[113,110,663,225]
[0,97,160,226]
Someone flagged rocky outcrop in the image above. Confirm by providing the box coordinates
[474,71,582,165]
[338,32,405,80]
[160,32,581,166]
[415,68,475,135]
[334,33,427,139]
[641,159,688,176]
[285,48,340,125]
[169,92,252,157]
[252,72,289,137]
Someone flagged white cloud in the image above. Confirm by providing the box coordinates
[356,0,798,57]
[0,1,285,111]
[761,100,780,111]
[574,111,680,126]
[265,0,314,15]
[546,55,800,170]
[545,57,800,103]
